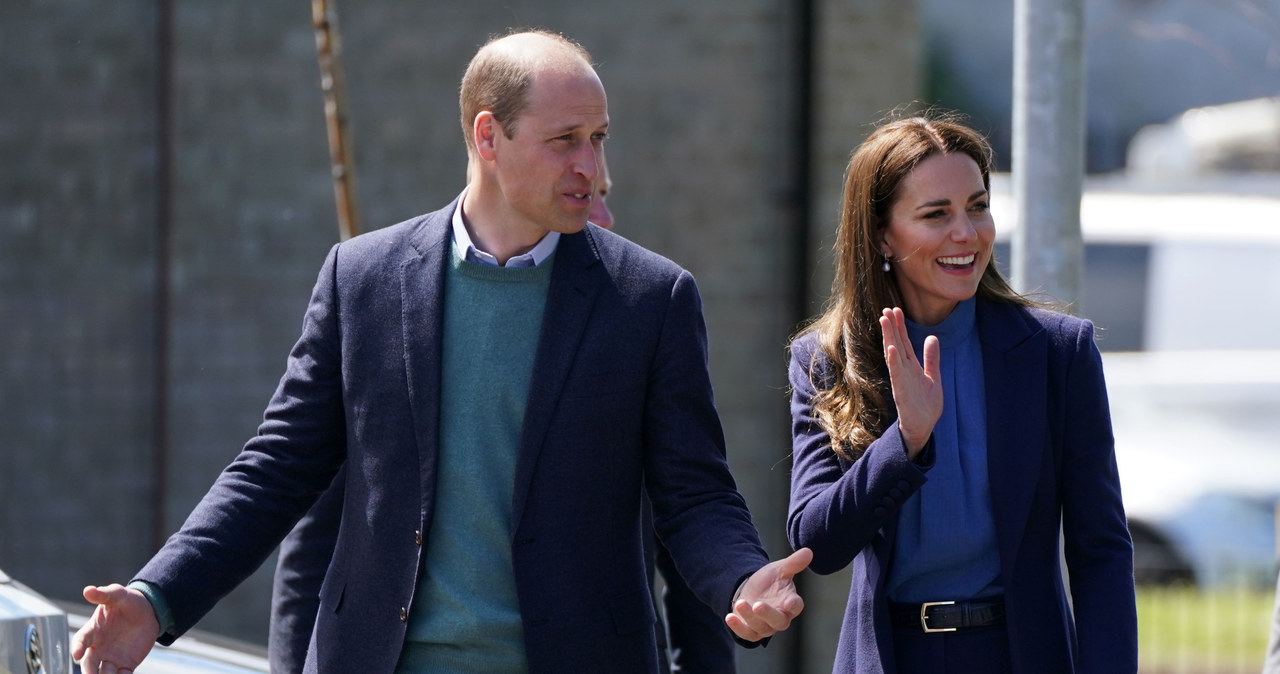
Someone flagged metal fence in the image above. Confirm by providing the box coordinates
[1137,581,1276,674]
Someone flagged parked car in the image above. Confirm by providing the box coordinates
[0,567,268,674]
[1,567,71,674]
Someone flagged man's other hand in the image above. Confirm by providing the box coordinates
[725,547,812,642]
[71,584,160,674]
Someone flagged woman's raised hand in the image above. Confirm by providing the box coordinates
[879,307,943,459]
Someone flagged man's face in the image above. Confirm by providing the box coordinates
[491,63,609,236]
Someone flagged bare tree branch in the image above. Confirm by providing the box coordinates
[312,0,361,240]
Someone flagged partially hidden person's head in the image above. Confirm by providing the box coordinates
[588,153,613,229]
[835,113,1016,326]
[459,29,608,236]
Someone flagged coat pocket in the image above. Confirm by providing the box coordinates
[608,587,657,635]
[319,566,347,614]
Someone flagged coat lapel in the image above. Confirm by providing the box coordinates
[978,300,1049,575]
[401,207,452,525]
[511,227,605,529]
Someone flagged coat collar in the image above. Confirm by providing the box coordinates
[400,200,608,532]
[401,202,455,517]
[396,198,606,534]
[976,299,1049,574]
[510,225,605,528]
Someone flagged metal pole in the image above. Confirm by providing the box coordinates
[1011,0,1086,310]
[312,0,361,240]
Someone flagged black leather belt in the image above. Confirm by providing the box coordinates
[890,598,1005,633]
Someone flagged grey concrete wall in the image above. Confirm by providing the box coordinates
[798,2,923,670]
[162,2,339,642]
[1,0,161,607]
[1,1,920,670]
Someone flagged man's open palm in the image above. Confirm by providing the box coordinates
[71,584,159,674]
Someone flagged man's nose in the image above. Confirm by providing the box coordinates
[573,144,599,179]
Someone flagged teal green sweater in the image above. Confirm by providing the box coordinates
[398,242,553,673]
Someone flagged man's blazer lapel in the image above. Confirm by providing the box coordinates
[401,208,452,522]
[979,300,1049,574]
[512,227,605,528]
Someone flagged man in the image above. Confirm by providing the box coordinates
[73,29,809,673]
[267,155,736,673]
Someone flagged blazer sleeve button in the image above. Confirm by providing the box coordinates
[414,530,422,545]
[400,607,408,622]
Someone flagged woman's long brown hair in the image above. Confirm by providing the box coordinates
[798,113,1034,460]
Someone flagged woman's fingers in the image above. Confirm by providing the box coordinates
[922,335,940,378]
[881,307,918,366]
[879,307,945,455]
[880,308,918,369]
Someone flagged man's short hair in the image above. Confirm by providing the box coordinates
[459,29,593,153]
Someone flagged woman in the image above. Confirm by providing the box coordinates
[786,114,1136,673]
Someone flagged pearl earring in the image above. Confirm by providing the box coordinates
[882,256,891,272]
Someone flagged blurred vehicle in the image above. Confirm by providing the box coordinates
[1103,349,1280,588]
[991,173,1280,588]
[0,567,268,674]
[1127,97,1280,176]
[990,171,1280,353]
[1,567,71,674]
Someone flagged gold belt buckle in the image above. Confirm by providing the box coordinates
[920,600,957,633]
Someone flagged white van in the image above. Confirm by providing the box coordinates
[990,172,1280,352]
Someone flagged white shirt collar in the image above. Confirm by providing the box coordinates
[451,186,561,268]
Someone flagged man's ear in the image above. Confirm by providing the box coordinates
[474,111,499,161]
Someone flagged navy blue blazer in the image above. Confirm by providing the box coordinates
[640,496,739,674]
[787,299,1137,673]
[137,199,769,673]
[270,468,737,673]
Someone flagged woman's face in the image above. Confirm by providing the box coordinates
[880,152,994,326]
